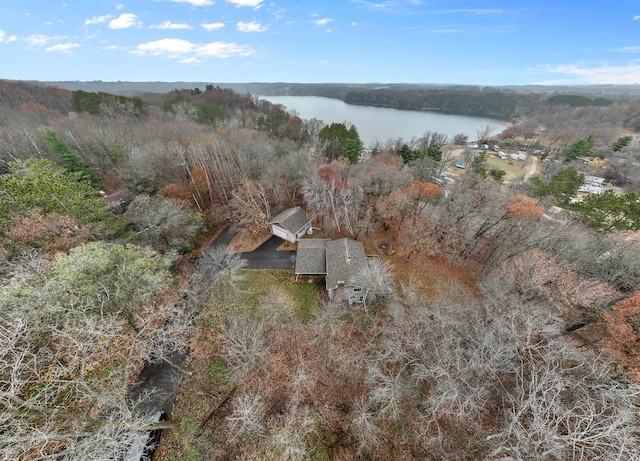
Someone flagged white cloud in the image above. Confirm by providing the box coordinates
[132,38,254,60]
[617,46,640,53]
[237,21,268,32]
[133,38,195,56]
[314,18,333,26]
[85,14,113,25]
[25,34,62,47]
[197,41,254,57]
[115,3,125,10]
[46,43,80,53]
[227,0,263,8]
[442,8,505,15]
[151,20,193,29]
[633,15,640,20]
[541,63,640,85]
[351,1,399,10]
[26,35,50,46]
[109,13,141,30]
[202,22,225,31]
[0,30,4,42]
[168,0,215,5]
[272,8,286,22]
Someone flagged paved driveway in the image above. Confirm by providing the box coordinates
[208,225,237,249]
[208,227,296,270]
[239,235,296,269]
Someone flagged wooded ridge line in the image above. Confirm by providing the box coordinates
[39,80,640,119]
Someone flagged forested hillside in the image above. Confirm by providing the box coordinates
[1,79,640,460]
[43,80,640,124]
[343,87,517,118]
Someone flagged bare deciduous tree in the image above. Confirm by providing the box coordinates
[359,272,640,458]
[490,342,640,460]
[226,392,267,443]
[125,194,204,253]
[476,124,494,144]
[222,318,269,381]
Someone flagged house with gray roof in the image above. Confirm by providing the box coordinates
[295,237,372,304]
[295,239,330,276]
[268,206,313,243]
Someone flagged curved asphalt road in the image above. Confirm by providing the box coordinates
[209,225,237,249]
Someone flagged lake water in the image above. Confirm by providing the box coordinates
[258,95,505,148]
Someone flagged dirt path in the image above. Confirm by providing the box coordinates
[524,155,538,179]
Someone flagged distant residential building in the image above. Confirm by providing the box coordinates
[268,206,313,243]
[584,175,606,186]
[578,184,605,194]
[578,175,608,195]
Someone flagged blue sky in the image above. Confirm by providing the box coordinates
[2,0,640,85]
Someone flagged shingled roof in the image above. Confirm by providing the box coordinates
[295,239,330,275]
[268,206,311,234]
[325,238,368,291]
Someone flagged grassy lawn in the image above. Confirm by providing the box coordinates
[450,148,538,182]
[195,268,325,329]
[484,155,532,180]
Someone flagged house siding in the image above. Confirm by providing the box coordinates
[268,206,312,243]
[270,224,294,242]
[327,284,368,303]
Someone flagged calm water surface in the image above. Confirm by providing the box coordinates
[259,95,505,147]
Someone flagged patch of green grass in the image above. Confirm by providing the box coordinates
[168,396,211,460]
[261,270,321,322]
[485,156,530,180]
[207,358,229,387]
[183,445,202,461]
[213,270,322,323]
[308,411,331,460]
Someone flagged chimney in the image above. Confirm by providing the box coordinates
[336,281,345,303]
